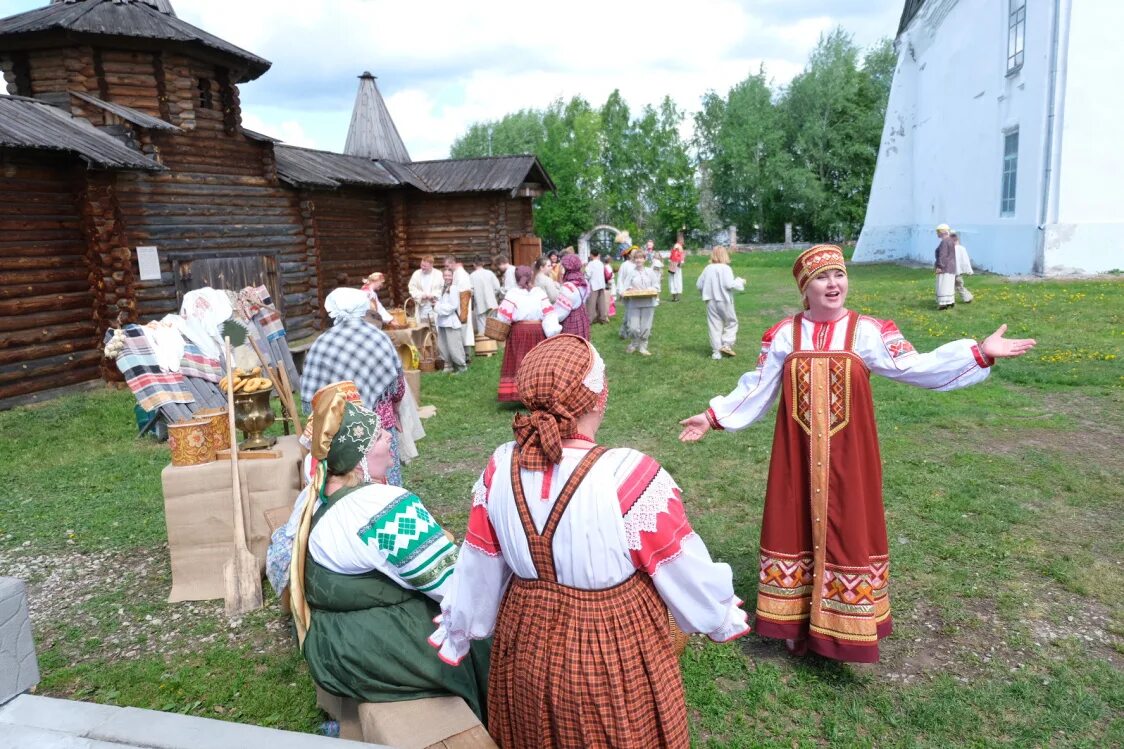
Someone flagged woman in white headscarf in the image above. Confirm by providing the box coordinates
[301,288,407,485]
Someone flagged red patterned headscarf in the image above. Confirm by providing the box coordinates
[792,244,846,293]
[512,335,603,471]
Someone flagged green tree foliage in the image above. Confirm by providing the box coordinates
[450,27,895,246]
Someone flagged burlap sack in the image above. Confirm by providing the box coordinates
[162,435,301,602]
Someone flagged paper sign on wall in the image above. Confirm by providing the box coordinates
[137,246,161,281]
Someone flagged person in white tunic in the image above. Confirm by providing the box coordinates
[434,269,467,373]
[445,256,475,351]
[429,335,749,746]
[494,255,517,295]
[583,248,609,323]
[533,256,560,303]
[696,245,746,360]
[952,231,975,304]
[616,248,637,339]
[469,257,502,333]
[407,256,442,327]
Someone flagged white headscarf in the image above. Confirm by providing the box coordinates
[325,287,371,322]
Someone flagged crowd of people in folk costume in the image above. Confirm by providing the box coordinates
[273,243,1035,747]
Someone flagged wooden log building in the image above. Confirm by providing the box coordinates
[0,0,553,408]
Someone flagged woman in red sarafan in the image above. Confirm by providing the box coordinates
[493,265,561,402]
[678,245,1036,662]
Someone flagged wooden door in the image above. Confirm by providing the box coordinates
[510,235,542,267]
[172,252,282,310]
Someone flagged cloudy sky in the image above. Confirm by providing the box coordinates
[2,0,903,160]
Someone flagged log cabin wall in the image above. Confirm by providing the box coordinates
[0,154,103,405]
[402,193,537,271]
[304,188,393,326]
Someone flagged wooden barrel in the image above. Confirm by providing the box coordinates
[168,418,215,466]
[474,335,497,355]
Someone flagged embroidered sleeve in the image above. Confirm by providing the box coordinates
[465,457,502,557]
[429,452,512,666]
[617,457,693,574]
[357,492,458,599]
[860,317,992,391]
[555,283,577,322]
[496,298,516,323]
[706,319,789,431]
[540,291,562,337]
[617,454,750,641]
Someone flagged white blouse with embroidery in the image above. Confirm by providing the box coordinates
[554,282,589,322]
[309,482,459,602]
[429,442,750,665]
[495,287,562,337]
[708,314,994,432]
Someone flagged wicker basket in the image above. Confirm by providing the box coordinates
[387,298,415,329]
[668,611,690,656]
[418,330,439,372]
[484,315,510,341]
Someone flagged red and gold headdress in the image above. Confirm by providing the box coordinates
[792,244,846,294]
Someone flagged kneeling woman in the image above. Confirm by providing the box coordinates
[289,382,490,720]
[430,336,749,748]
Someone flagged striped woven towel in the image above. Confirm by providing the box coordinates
[179,341,223,383]
[116,326,194,413]
[240,285,287,342]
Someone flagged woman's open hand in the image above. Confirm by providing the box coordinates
[980,324,1037,360]
[678,413,711,442]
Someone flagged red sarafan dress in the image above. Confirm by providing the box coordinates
[493,287,561,402]
[706,310,996,662]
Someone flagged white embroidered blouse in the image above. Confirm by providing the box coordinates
[429,441,750,665]
[495,287,562,337]
[554,281,589,322]
[707,313,994,432]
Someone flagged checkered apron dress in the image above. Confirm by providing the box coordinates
[488,446,690,748]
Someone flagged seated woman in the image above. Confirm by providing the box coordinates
[429,336,749,748]
[289,381,490,720]
[494,266,560,402]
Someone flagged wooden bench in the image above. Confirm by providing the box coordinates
[316,687,496,749]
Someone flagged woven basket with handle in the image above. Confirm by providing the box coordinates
[668,610,690,656]
[484,315,510,341]
[418,330,438,372]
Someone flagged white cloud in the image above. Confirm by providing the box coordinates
[0,0,903,159]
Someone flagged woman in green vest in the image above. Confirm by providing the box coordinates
[289,381,490,720]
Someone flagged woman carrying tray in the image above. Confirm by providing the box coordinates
[678,245,1036,662]
[624,248,661,356]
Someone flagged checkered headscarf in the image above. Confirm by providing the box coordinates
[513,335,602,471]
[300,317,403,414]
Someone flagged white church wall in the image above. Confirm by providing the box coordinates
[855,0,1059,275]
[1045,2,1124,273]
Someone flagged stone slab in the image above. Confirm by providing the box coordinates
[0,577,39,704]
[0,695,387,749]
[0,724,125,749]
[0,694,117,735]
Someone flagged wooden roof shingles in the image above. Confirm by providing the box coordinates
[0,0,270,82]
[344,73,411,163]
[0,95,163,170]
[70,90,181,131]
[407,155,555,194]
[273,145,401,189]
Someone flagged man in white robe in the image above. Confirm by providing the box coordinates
[407,256,442,327]
[445,255,475,352]
[469,257,501,333]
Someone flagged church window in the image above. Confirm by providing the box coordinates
[1000,129,1019,216]
[1007,0,1026,73]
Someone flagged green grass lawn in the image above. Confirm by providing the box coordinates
[2,251,1122,747]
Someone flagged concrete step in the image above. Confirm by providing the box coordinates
[0,694,387,749]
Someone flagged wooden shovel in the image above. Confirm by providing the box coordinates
[223,336,263,616]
